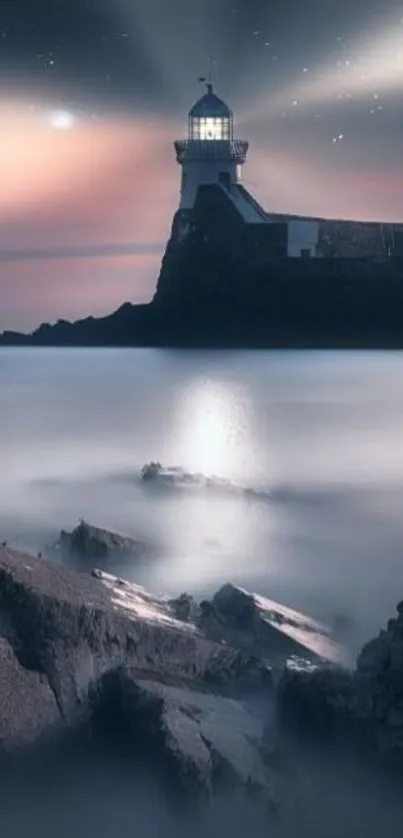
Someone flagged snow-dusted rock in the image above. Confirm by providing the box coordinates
[0,548,271,772]
[95,573,346,668]
[94,570,273,695]
[197,583,348,668]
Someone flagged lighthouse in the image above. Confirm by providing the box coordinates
[174,82,249,210]
[172,81,321,254]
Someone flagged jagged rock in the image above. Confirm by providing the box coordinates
[140,461,164,481]
[140,462,235,493]
[93,669,278,809]
[6,541,403,820]
[0,637,61,751]
[139,462,270,501]
[0,547,273,791]
[169,593,200,623]
[277,666,356,741]
[278,599,403,766]
[95,571,273,695]
[52,519,147,563]
[196,583,347,668]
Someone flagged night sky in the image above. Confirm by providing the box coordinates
[1,0,403,330]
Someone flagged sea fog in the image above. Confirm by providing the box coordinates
[3,739,403,838]
[2,347,403,651]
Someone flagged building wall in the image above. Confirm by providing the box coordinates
[226,184,270,224]
[180,172,402,259]
[266,214,320,258]
[287,220,320,258]
[180,160,239,209]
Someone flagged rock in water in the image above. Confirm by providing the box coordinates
[139,462,273,503]
[53,519,147,563]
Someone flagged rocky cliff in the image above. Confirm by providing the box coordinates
[3,185,403,348]
[152,186,403,347]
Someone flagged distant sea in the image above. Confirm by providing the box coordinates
[2,347,403,652]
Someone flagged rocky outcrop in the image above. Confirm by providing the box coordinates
[4,186,403,349]
[139,461,271,501]
[4,540,403,828]
[278,598,403,766]
[0,539,353,814]
[0,546,278,807]
[51,520,147,564]
[93,669,278,810]
[193,583,347,668]
[169,592,200,623]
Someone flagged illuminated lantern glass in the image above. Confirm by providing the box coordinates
[188,86,233,142]
[190,117,231,140]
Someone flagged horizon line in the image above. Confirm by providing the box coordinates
[0,241,164,263]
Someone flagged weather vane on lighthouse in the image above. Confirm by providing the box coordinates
[198,54,217,94]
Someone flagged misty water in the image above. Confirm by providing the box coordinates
[2,347,403,652]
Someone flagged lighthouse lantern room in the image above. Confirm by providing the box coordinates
[188,83,233,140]
[174,81,249,209]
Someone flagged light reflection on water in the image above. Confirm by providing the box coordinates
[2,348,403,651]
[170,378,255,477]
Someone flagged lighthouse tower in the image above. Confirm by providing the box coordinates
[174,82,249,210]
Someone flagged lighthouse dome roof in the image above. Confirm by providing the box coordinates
[189,86,233,119]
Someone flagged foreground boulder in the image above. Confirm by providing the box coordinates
[278,598,403,766]
[93,668,278,810]
[0,546,275,807]
[4,542,403,828]
[51,519,147,563]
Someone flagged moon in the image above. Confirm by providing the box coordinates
[49,110,76,130]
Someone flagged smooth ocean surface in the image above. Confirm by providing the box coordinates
[2,347,403,649]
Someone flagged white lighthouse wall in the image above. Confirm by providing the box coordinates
[287,220,319,257]
[180,160,238,209]
[226,185,269,224]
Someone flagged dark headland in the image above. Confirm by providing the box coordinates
[3,185,403,349]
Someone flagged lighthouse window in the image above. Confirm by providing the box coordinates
[201,118,221,140]
[190,117,230,141]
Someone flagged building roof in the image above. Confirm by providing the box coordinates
[189,84,233,119]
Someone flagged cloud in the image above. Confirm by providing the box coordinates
[0,242,163,263]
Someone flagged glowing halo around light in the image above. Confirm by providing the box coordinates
[48,109,76,130]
